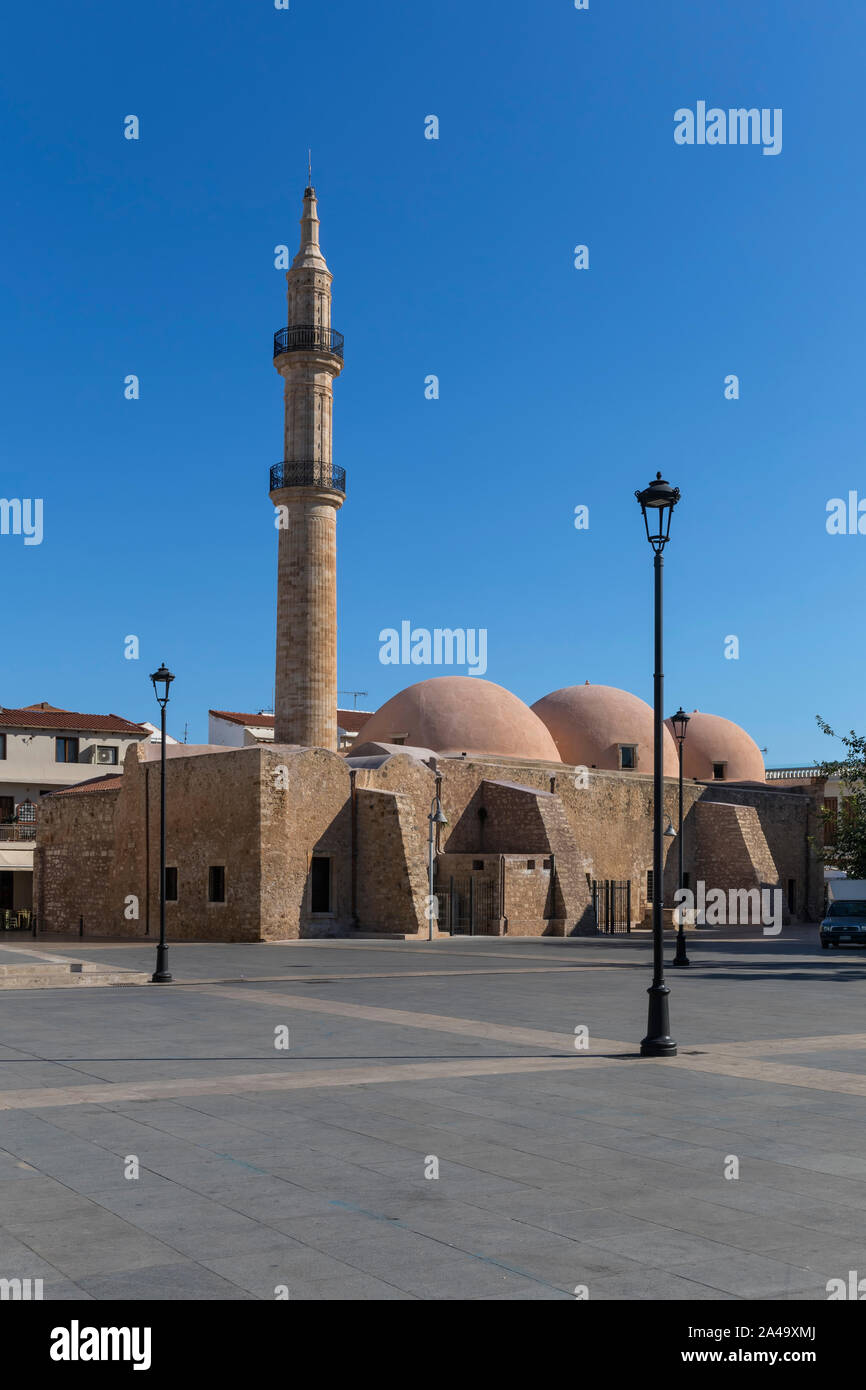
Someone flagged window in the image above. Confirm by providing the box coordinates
[646,869,655,904]
[0,734,5,759]
[473,859,485,870]
[787,878,796,914]
[543,858,552,870]
[165,867,178,902]
[56,737,79,763]
[619,745,637,770]
[96,745,118,766]
[526,860,536,870]
[208,866,225,903]
[712,762,726,780]
[310,856,331,913]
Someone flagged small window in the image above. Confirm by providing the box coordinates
[96,745,118,766]
[787,878,796,914]
[646,869,655,904]
[0,734,6,759]
[712,762,726,780]
[390,735,406,746]
[17,801,36,823]
[543,858,552,870]
[311,856,331,912]
[526,860,536,870]
[472,859,484,871]
[208,866,225,903]
[620,745,637,770]
[165,867,178,902]
[56,736,80,764]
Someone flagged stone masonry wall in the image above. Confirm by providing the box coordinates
[35,787,120,935]
[356,788,428,934]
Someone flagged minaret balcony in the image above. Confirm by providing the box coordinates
[270,460,346,494]
[273,325,344,360]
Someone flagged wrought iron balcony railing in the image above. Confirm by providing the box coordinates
[273,325,344,359]
[270,461,347,494]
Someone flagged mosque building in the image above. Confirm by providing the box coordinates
[33,188,824,940]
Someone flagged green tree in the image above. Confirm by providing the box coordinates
[815,717,866,878]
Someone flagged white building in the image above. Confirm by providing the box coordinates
[0,703,148,916]
[208,707,373,752]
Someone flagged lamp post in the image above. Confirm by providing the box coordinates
[149,663,174,983]
[669,706,691,968]
[635,472,680,1057]
[427,790,448,942]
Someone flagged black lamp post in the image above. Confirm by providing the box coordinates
[149,663,174,983]
[635,473,680,1057]
[669,707,690,968]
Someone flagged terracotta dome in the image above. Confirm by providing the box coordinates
[531,683,678,776]
[669,710,765,783]
[355,676,561,761]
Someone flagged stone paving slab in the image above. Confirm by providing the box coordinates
[0,934,864,1300]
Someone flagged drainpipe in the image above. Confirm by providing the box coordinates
[350,769,358,927]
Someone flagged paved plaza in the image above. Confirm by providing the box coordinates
[1,929,866,1300]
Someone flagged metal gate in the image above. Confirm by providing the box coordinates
[435,876,495,935]
[591,879,632,934]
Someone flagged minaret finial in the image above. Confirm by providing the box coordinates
[307,148,312,189]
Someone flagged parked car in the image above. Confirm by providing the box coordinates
[820,878,866,948]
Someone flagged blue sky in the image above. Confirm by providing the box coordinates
[0,0,861,764]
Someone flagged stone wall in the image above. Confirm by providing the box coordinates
[33,741,824,943]
[357,788,429,935]
[35,786,121,935]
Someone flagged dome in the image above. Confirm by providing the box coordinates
[670,710,765,783]
[355,676,561,762]
[531,683,678,776]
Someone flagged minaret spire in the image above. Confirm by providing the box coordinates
[270,185,345,751]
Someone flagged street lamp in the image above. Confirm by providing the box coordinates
[149,663,174,983]
[427,789,448,942]
[635,472,681,1058]
[669,706,691,968]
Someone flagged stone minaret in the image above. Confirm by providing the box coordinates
[270,184,345,749]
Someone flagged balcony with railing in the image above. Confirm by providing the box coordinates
[270,461,346,494]
[273,325,344,360]
[0,824,36,841]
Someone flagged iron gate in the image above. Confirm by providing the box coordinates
[435,876,496,935]
[591,879,632,934]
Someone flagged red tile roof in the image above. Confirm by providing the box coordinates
[210,709,275,727]
[0,707,148,735]
[337,709,374,732]
[45,774,124,797]
[210,708,373,732]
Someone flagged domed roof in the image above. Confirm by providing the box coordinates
[531,683,678,776]
[669,710,765,783]
[355,677,561,762]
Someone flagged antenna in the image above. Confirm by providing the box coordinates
[339,690,368,710]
